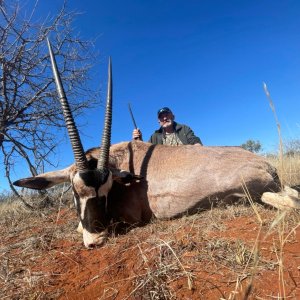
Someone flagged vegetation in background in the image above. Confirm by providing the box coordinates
[284,139,300,156]
[241,139,262,153]
[0,0,98,205]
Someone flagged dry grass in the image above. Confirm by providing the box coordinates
[0,189,300,298]
[266,153,300,188]
[105,204,300,299]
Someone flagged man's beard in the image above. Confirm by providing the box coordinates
[161,120,173,129]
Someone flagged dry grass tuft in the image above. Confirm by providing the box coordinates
[266,153,300,188]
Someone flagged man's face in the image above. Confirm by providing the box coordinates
[158,112,174,128]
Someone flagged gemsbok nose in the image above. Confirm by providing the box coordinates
[83,229,108,248]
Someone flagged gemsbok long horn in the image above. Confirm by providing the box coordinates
[97,57,112,169]
[47,38,88,172]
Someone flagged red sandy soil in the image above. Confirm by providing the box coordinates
[1,206,300,299]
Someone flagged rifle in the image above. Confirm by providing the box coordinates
[128,103,141,140]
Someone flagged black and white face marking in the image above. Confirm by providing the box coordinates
[72,167,113,248]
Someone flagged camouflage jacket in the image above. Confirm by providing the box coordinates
[148,122,202,145]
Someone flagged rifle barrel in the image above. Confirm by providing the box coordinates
[128,103,138,129]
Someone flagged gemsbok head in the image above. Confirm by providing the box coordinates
[14,39,120,248]
[48,39,115,248]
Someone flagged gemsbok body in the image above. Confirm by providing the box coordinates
[14,39,300,248]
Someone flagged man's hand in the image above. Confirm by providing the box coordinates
[132,128,143,140]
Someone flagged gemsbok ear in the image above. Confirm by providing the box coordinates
[13,167,72,190]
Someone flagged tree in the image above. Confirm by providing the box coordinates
[285,139,300,156]
[241,139,262,153]
[0,1,98,207]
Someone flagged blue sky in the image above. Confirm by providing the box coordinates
[1,0,300,192]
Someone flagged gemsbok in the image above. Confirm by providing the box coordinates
[14,39,300,248]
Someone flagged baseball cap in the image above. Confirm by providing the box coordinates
[157,107,172,117]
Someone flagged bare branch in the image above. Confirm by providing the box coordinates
[0,0,99,201]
